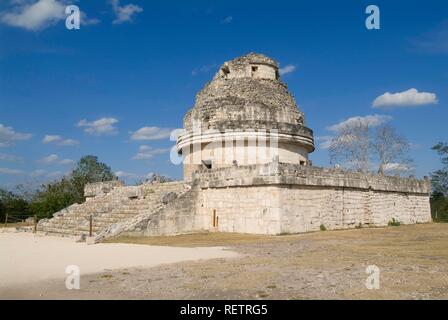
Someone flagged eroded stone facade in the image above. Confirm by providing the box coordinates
[38,53,432,241]
[193,162,431,235]
[177,53,314,181]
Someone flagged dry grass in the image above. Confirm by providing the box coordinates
[105,232,278,247]
[106,223,447,248]
[98,223,448,299]
[0,222,33,229]
[8,223,448,299]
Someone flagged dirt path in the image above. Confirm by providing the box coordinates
[0,233,237,291]
[2,224,448,299]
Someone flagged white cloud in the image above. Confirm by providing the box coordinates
[42,134,79,146]
[115,170,139,179]
[42,135,60,144]
[327,115,392,132]
[39,154,59,164]
[30,168,65,179]
[220,16,233,24]
[0,167,24,175]
[77,117,118,136]
[80,11,100,26]
[115,170,134,178]
[411,21,448,54]
[382,163,413,174]
[191,64,217,76]
[39,154,74,165]
[111,0,143,24]
[130,126,171,141]
[0,152,23,163]
[0,124,32,147]
[59,158,74,165]
[0,0,66,31]
[133,145,170,160]
[315,136,333,150]
[279,64,296,75]
[115,170,161,181]
[373,88,438,108]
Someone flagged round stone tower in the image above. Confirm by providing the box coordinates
[177,53,314,181]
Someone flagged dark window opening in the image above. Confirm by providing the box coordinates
[202,160,212,169]
[251,66,258,72]
[212,209,217,227]
[221,66,230,76]
[300,160,306,166]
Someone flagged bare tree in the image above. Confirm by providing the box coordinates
[329,121,371,173]
[135,173,173,185]
[373,124,413,175]
[431,142,448,197]
[329,122,412,175]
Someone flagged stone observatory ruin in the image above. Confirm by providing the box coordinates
[38,53,431,241]
[177,53,314,181]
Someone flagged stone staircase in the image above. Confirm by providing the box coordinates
[38,181,188,238]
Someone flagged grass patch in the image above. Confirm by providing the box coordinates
[105,224,446,248]
[105,232,276,247]
[256,291,269,298]
[0,222,33,229]
[388,218,401,227]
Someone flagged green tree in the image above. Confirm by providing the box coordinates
[431,142,448,222]
[29,178,79,219]
[431,142,448,196]
[72,155,116,183]
[0,188,10,222]
[30,155,116,219]
[71,155,116,203]
[0,188,31,222]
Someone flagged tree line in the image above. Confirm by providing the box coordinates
[0,155,116,222]
[1,139,448,223]
[430,142,448,221]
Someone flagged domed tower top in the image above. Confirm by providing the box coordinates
[178,53,315,181]
[215,52,279,80]
[183,52,311,134]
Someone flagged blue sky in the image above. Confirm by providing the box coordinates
[0,0,447,187]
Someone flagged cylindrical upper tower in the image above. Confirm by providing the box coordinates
[177,53,314,181]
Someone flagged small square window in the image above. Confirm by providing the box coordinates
[202,160,212,169]
[221,66,230,75]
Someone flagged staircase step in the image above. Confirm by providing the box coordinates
[38,182,186,237]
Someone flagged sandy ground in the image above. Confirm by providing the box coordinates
[1,224,448,300]
[0,233,237,291]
